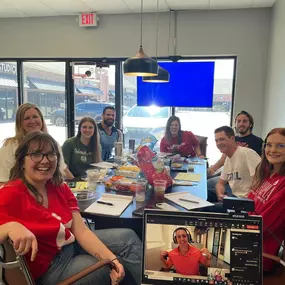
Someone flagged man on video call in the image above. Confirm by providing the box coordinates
[160,227,211,276]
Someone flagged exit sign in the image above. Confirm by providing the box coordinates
[79,12,97,27]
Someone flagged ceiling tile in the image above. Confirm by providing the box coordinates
[167,0,210,10]
[83,0,132,13]
[124,0,169,13]
[252,0,276,7]
[210,0,253,9]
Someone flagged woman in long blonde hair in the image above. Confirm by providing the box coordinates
[0,103,73,185]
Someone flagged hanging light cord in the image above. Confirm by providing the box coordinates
[155,0,159,59]
[140,0,143,47]
[167,10,172,56]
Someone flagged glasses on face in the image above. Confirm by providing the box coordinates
[177,234,187,239]
[27,152,58,163]
[263,143,285,150]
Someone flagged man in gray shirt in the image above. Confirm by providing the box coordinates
[98,106,122,161]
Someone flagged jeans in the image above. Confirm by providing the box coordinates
[36,228,142,285]
[207,176,234,202]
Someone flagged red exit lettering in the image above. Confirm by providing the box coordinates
[80,13,96,26]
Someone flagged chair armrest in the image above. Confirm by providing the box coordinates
[0,254,20,269]
[57,259,112,285]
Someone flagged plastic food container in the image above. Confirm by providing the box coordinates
[115,169,139,179]
[74,191,98,210]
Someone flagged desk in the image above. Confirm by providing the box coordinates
[80,159,208,238]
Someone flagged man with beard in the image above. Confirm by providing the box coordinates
[211,126,260,201]
[207,111,263,201]
[98,106,123,161]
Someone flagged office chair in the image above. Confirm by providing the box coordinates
[0,239,111,285]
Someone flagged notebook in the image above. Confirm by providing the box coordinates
[165,191,213,210]
[84,193,133,216]
[174,173,201,182]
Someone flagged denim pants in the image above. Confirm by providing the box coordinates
[207,176,234,202]
[36,228,142,285]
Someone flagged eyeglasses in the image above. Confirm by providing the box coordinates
[27,152,58,163]
[263,143,285,150]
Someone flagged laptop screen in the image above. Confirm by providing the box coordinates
[142,210,262,285]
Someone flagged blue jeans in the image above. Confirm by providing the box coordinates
[207,176,234,202]
[36,228,142,285]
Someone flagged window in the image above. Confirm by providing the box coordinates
[175,59,235,164]
[72,63,116,133]
[23,62,67,145]
[0,62,18,147]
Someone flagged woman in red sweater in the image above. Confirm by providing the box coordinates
[248,128,285,273]
[160,116,203,157]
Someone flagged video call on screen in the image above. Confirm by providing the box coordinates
[143,213,262,285]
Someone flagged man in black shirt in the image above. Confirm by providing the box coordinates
[207,110,263,202]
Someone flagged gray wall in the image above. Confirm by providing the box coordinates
[0,8,271,136]
[263,0,285,136]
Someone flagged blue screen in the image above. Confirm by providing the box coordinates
[137,61,215,107]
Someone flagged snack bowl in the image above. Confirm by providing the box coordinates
[74,191,98,210]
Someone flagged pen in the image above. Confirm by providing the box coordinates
[97,200,114,206]
[179,198,199,204]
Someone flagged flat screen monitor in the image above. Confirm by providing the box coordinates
[142,210,262,285]
[137,61,215,107]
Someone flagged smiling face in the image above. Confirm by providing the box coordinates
[215,131,235,154]
[23,141,57,186]
[176,230,188,246]
[170,120,180,137]
[80,121,95,140]
[235,114,252,136]
[21,108,43,135]
[265,133,285,171]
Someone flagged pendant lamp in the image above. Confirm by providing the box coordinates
[123,0,158,77]
[142,0,169,83]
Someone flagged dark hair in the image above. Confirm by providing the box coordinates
[103,106,115,114]
[214,126,235,138]
[164,116,182,144]
[77,117,101,163]
[251,128,285,189]
[235,110,254,132]
[173,227,193,244]
[9,132,63,204]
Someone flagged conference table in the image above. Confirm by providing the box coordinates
[79,158,208,238]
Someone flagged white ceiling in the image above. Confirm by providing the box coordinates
[0,0,277,18]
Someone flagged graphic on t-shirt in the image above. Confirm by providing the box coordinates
[81,155,87,162]
[252,180,279,203]
[236,141,249,148]
[56,220,75,249]
[227,172,242,181]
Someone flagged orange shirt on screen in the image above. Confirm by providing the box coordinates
[167,246,207,275]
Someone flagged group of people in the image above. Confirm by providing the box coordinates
[0,103,140,285]
[0,102,284,282]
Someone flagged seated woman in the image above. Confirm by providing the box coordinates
[62,117,101,177]
[160,227,211,276]
[0,132,142,285]
[0,103,74,186]
[248,128,285,273]
[160,116,203,157]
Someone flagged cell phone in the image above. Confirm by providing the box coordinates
[67,182,76,188]
[132,206,155,217]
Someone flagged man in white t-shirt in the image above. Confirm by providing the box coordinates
[214,126,261,201]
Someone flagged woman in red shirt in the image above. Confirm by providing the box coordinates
[0,132,141,285]
[160,116,203,157]
[248,128,285,273]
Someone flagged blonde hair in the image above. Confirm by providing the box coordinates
[4,103,47,146]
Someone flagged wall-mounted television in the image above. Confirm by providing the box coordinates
[137,61,215,107]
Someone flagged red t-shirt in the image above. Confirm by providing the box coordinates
[167,245,207,275]
[248,173,285,272]
[0,179,79,279]
[160,131,199,157]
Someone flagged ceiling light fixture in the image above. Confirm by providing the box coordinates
[142,0,170,83]
[123,0,158,77]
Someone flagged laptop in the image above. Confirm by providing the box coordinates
[142,210,262,285]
